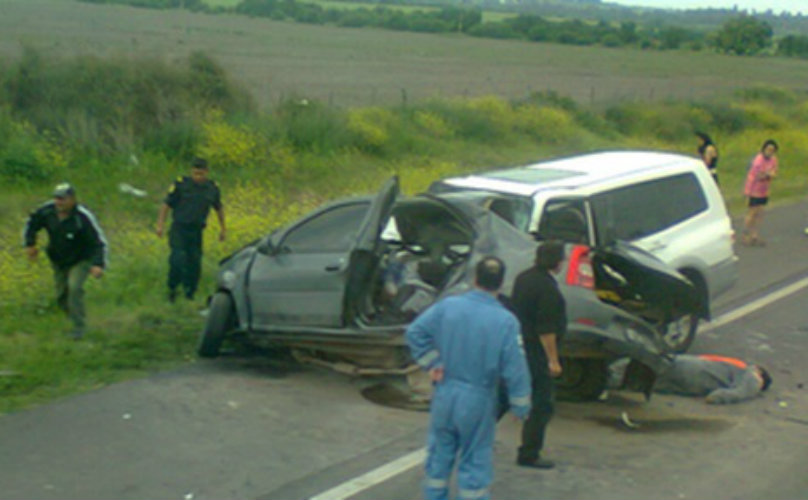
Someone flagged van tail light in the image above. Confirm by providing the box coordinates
[566,245,595,289]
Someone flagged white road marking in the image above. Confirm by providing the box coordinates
[308,274,808,500]
[308,448,426,500]
[701,275,808,332]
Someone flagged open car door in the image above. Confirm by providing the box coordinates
[247,177,399,329]
[592,240,699,324]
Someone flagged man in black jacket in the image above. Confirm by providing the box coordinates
[509,240,567,470]
[23,183,107,339]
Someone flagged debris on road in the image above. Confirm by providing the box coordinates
[620,411,641,429]
[118,183,147,198]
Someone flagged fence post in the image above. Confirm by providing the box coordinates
[401,88,408,109]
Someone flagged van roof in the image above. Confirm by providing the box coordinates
[439,150,701,197]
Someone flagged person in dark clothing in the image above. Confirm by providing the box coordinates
[155,157,226,302]
[610,354,772,404]
[509,240,567,470]
[22,183,107,339]
[695,131,719,184]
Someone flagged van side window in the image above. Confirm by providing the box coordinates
[537,199,588,243]
[591,173,708,245]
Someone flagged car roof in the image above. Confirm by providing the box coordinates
[437,150,702,197]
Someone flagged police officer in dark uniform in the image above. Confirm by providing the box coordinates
[23,183,107,339]
[155,157,225,302]
[509,240,567,470]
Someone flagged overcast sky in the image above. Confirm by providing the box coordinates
[606,0,806,15]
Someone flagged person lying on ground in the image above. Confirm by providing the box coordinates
[610,354,772,404]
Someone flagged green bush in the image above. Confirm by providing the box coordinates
[733,86,797,105]
[1,49,250,159]
[276,98,352,153]
[777,34,808,59]
[467,22,519,40]
[142,119,201,161]
[419,99,506,144]
[0,108,60,183]
[604,103,696,142]
[1,146,53,182]
[518,91,614,137]
[692,102,749,134]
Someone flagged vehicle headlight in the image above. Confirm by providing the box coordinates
[220,270,237,288]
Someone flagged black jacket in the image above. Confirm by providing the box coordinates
[23,202,107,270]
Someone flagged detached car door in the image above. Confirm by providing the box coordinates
[593,240,699,321]
[247,178,398,329]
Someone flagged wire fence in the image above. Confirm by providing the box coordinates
[257,81,756,110]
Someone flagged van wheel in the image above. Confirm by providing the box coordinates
[556,358,608,402]
[198,292,236,358]
[659,314,698,354]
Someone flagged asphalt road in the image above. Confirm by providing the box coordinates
[1,200,807,500]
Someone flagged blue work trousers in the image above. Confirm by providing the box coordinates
[424,380,496,500]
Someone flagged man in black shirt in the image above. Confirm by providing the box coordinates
[23,183,107,339]
[155,158,226,302]
[510,240,566,470]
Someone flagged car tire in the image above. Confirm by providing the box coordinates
[555,358,609,402]
[659,270,706,354]
[198,291,236,358]
[659,313,698,354]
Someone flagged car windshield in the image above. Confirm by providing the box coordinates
[424,187,533,233]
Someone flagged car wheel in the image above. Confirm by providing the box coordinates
[659,313,698,354]
[198,291,236,358]
[555,358,608,402]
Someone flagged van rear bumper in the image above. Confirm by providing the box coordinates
[708,254,740,301]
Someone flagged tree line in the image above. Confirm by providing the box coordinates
[79,0,808,58]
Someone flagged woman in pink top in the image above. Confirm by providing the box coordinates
[742,139,779,246]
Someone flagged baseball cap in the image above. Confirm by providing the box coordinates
[53,182,76,198]
[191,157,209,169]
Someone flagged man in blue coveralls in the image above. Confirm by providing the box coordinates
[406,256,532,500]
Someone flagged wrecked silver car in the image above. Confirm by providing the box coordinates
[199,177,697,401]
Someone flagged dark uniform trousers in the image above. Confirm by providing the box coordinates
[168,223,204,299]
[496,340,555,461]
[518,342,555,461]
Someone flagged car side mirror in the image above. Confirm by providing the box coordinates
[257,238,276,255]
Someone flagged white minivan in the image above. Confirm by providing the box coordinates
[429,150,738,352]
